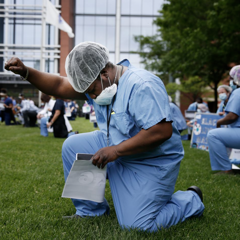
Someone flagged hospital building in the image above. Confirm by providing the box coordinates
[0,0,163,104]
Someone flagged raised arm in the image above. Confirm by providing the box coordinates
[4,57,87,100]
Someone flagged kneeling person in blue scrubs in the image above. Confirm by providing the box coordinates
[5,42,204,232]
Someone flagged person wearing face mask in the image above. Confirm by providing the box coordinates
[216,85,232,116]
[4,42,204,232]
[207,65,240,174]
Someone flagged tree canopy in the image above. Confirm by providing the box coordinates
[135,0,240,108]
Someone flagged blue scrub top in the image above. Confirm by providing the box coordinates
[225,88,240,128]
[4,97,13,113]
[216,101,225,114]
[187,102,197,111]
[92,59,184,167]
[188,102,208,111]
[169,102,187,131]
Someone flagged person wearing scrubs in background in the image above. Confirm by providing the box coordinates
[207,65,240,174]
[187,97,208,111]
[168,96,187,133]
[216,85,232,116]
[5,42,204,232]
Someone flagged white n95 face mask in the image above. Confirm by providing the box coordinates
[93,83,117,105]
[93,74,118,105]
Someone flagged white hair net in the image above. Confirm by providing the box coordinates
[65,42,109,93]
[229,65,240,86]
[197,104,208,113]
[217,85,232,93]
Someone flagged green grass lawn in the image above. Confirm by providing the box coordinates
[1,117,240,239]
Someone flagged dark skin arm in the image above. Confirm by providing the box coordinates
[91,121,172,169]
[47,110,61,128]
[4,57,87,100]
[216,112,239,128]
[4,102,13,109]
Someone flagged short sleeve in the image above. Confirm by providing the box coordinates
[54,99,64,111]
[129,81,172,130]
[225,89,240,116]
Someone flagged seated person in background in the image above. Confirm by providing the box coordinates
[45,98,77,138]
[216,85,232,116]
[168,96,187,133]
[65,99,76,120]
[73,100,79,117]
[208,65,240,174]
[37,93,55,136]
[18,94,39,127]
[187,97,208,111]
[1,89,15,125]
[37,93,55,119]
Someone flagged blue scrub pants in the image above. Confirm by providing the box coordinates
[40,117,49,137]
[208,128,240,171]
[62,131,204,232]
[4,112,11,125]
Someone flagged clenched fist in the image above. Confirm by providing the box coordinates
[5,57,28,77]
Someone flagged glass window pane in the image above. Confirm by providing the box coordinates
[23,0,35,5]
[106,26,115,51]
[130,17,141,26]
[120,25,130,52]
[107,16,115,27]
[32,25,41,45]
[96,0,107,14]
[83,26,95,41]
[154,0,163,15]
[121,17,130,27]
[75,27,84,45]
[109,53,115,63]
[96,16,107,26]
[130,0,141,15]
[120,53,129,61]
[121,0,130,14]
[107,0,116,14]
[129,53,143,68]
[142,17,153,27]
[76,0,84,13]
[84,16,95,26]
[129,26,141,51]
[84,0,96,14]
[142,0,153,15]
[96,26,107,47]
[15,25,23,44]
[76,16,84,26]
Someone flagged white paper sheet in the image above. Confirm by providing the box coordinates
[62,160,106,203]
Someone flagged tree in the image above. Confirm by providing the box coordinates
[135,0,240,109]
[166,76,208,103]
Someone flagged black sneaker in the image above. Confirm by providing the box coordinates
[187,186,203,202]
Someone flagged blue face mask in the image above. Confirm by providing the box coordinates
[230,80,237,90]
[219,93,227,101]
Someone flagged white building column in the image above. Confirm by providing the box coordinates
[115,0,121,63]
[175,78,181,107]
